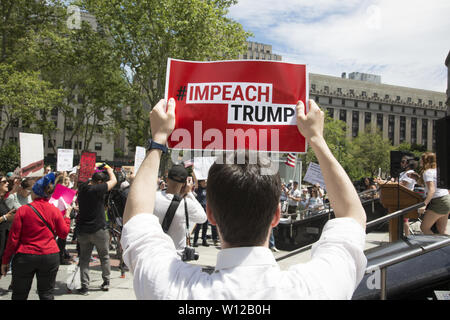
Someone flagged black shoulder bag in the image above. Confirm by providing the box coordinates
[27,204,57,239]
[161,194,183,233]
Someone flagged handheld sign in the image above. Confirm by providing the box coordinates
[78,151,96,183]
[303,162,326,190]
[49,184,77,215]
[193,157,216,180]
[57,149,74,172]
[19,132,44,177]
[134,146,146,174]
[165,59,308,153]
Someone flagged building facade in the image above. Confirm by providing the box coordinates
[238,41,282,61]
[309,73,447,151]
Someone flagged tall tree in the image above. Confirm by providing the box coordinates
[83,0,251,150]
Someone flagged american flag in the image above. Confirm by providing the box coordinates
[183,159,194,168]
[285,153,296,168]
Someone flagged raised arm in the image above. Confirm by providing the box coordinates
[123,98,176,225]
[296,100,366,228]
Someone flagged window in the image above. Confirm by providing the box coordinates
[432,120,436,151]
[399,116,406,143]
[422,119,428,144]
[76,141,82,150]
[439,101,443,107]
[341,99,345,106]
[352,111,359,137]
[411,118,417,144]
[407,97,412,103]
[311,84,316,91]
[365,112,372,129]
[95,142,102,151]
[329,97,332,104]
[339,109,347,123]
[385,94,389,100]
[418,98,422,104]
[362,91,367,97]
[337,88,342,94]
[428,100,432,106]
[327,108,334,118]
[373,92,378,98]
[64,140,71,149]
[376,113,383,132]
[324,86,329,93]
[349,89,354,96]
[388,115,395,144]
[396,96,401,101]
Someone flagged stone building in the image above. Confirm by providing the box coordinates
[309,73,447,151]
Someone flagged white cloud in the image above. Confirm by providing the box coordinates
[228,0,450,91]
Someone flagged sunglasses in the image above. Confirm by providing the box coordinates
[0,180,8,184]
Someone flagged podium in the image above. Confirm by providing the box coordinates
[379,183,423,242]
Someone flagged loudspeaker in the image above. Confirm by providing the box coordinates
[436,116,450,189]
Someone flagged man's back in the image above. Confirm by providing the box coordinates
[77,182,108,233]
[122,214,366,299]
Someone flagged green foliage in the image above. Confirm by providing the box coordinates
[83,0,252,148]
[0,142,20,173]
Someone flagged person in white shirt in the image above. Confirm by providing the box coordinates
[153,165,207,252]
[120,98,367,300]
[418,152,450,235]
[287,181,301,219]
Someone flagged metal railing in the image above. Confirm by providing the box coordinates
[276,200,450,299]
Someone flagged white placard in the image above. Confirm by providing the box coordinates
[193,157,216,180]
[303,162,326,190]
[134,146,146,174]
[19,132,44,177]
[57,149,74,172]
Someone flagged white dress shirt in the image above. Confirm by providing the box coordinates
[153,191,207,250]
[121,214,367,300]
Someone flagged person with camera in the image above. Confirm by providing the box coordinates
[120,98,367,300]
[153,165,207,260]
[76,165,117,295]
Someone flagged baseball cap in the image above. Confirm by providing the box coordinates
[6,172,13,178]
[168,165,188,183]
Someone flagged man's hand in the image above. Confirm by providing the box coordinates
[0,264,8,278]
[5,209,16,222]
[296,99,325,143]
[150,98,176,145]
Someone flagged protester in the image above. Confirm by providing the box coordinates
[192,177,218,247]
[306,187,324,211]
[280,183,288,213]
[5,178,33,210]
[76,166,117,295]
[287,181,301,219]
[120,98,367,299]
[418,152,450,235]
[0,173,71,300]
[153,165,207,253]
[0,174,16,282]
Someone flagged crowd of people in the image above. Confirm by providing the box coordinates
[0,98,448,300]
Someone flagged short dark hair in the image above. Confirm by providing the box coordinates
[92,172,106,183]
[206,151,281,247]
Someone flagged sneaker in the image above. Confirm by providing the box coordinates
[213,240,220,246]
[101,281,110,291]
[202,240,209,247]
[270,246,280,253]
[78,287,89,296]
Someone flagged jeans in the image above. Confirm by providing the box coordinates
[193,222,208,243]
[77,228,110,288]
[11,252,60,300]
[269,230,275,248]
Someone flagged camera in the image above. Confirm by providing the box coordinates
[181,246,199,262]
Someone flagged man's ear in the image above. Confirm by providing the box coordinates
[206,204,217,226]
[271,204,281,228]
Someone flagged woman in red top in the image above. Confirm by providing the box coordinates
[0,173,71,300]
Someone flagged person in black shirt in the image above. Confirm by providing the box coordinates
[76,166,117,295]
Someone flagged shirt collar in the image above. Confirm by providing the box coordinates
[215,246,277,271]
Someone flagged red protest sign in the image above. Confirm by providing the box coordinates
[78,151,96,183]
[165,59,307,153]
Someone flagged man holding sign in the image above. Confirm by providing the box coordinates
[120,93,367,299]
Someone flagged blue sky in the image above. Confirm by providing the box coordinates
[227,0,450,92]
